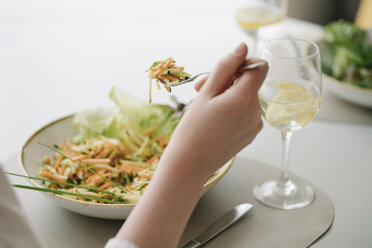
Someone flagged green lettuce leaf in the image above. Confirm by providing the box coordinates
[109,87,181,137]
[72,87,181,143]
[323,20,372,89]
[73,106,120,142]
[154,112,182,138]
[332,46,364,79]
[324,20,366,50]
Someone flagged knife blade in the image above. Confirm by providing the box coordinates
[182,203,253,248]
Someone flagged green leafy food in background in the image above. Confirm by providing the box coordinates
[322,20,372,89]
[324,20,366,50]
[332,46,363,78]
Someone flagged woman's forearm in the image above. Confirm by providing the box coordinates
[116,148,208,248]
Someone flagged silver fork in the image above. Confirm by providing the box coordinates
[160,61,266,87]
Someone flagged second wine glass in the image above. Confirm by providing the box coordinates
[234,0,287,56]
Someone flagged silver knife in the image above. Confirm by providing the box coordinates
[182,203,253,248]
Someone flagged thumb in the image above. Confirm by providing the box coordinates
[228,59,268,98]
[194,76,208,92]
[200,43,248,97]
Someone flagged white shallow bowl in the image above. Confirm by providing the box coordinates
[324,73,372,108]
[19,115,233,219]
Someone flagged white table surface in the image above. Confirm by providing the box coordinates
[1,1,372,247]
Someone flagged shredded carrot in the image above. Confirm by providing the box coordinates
[59,142,70,155]
[95,145,113,159]
[147,155,159,164]
[81,158,111,164]
[164,86,171,92]
[40,171,66,183]
[119,166,131,175]
[71,155,87,161]
[144,127,156,136]
[53,155,63,169]
[98,182,112,190]
[76,169,84,179]
[119,144,132,154]
[151,64,162,73]
[90,144,103,157]
[154,136,169,149]
[90,172,111,185]
[42,156,51,165]
[57,166,66,175]
[120,164,145,173]
[164,74,178,82]
[151,69,164,79]
[86,171,104,183]
[125,184,135,191]
[157,75,167,82]
[138,174,153,180]
[162,58,174,70]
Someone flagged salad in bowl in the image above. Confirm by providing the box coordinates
[18,87,233,219]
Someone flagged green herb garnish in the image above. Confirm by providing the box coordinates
[5,172,115,195]
[13,184,124,204]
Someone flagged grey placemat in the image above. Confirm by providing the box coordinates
[3,154,334,248]
[179,157,335,248]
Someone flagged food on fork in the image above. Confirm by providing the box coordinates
[146,57,191,103]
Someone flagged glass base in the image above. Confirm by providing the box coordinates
[253,179,315,210]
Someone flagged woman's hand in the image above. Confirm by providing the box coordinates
[116,43,268,248]
[163,42,268,179]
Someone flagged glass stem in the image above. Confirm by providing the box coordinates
[277,130,295,195]
[245,29,258,56]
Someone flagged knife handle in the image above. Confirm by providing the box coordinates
[181,203,253,248]
[182,240,202,248]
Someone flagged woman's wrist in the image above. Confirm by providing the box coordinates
[159,141,217,185]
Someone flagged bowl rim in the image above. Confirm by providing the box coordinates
[18,114,234,208]
[323,73,372,96]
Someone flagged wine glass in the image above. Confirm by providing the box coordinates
[254,39,322,209]
[234,0,287,56]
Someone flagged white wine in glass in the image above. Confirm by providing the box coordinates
[254,39,322,210]
[234,0,287,55]
[260,79,321,132]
